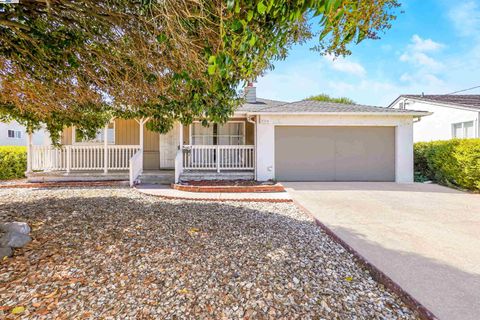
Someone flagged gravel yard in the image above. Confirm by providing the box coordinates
[0,187,418,319]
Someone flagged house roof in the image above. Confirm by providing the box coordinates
[237,98,429,116]
[391,94,480,110]
[237,98,287,112]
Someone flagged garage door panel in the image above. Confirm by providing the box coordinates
[275,127,335,181]
[275,126,395,182]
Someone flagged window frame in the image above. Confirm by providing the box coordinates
[189,121,246,145]
[7,129,22,139]
[451,121,475,139]
[72,122,116,145]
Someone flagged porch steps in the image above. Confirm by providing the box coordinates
[138,170,175,185]
[180,171,255,182]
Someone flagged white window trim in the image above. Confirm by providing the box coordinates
[451,120,475,139]
[72,122,115,145]
[189,121,246,145]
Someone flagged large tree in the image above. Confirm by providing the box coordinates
[307,93,356,104]
[0,0,400,143]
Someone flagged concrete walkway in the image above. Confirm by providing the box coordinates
[136,184,292,202]
[284,182,480,320]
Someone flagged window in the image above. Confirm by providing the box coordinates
[452,121,475,139]
[191,122,245,145]
[73,122,115,144]
[7,130,22,139]
[218,122,244,145]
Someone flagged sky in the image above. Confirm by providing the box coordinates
[256,0,480,106]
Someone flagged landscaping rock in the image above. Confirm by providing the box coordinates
[0,187,418,319]
[0,222,31,234]
[0,246,12,259]
[0,232,31,248]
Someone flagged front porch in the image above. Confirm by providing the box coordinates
[27,118,257,186]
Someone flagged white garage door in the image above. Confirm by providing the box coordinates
[275,126,395,181]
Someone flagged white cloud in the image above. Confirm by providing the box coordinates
[399,52,443,69]
[448,1,480,37]
[399,35,444,71]
[324,54,366,77]
[410,34,444,52]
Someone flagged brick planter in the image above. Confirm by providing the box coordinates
[171,183,285,193]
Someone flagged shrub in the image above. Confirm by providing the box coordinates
[414,139,480,191]
[0,146,27,180]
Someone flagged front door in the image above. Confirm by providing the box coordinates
[159,124,180,169]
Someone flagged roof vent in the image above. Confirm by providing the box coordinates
[244,82,256,103]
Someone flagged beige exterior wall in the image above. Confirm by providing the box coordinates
[59,117,254,171]
[115,119,139,145]
[60,119,161,170]
[61,127,73,145]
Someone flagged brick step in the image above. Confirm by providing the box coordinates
[180,171,254,182]
[138,171,174,185]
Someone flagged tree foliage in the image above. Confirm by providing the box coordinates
[307,93,356,104]
[0,0,400,144]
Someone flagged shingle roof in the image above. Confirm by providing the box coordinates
[399,95,480,110]
[236,98,287,112]
[237,98,428,115]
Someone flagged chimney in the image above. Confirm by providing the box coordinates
[245,82,256,103]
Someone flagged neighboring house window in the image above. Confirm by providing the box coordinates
[452,121,475,139]
[7,130,22,139]
[191,122,245,145]
[73,122,115,144]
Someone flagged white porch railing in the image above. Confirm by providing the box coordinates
[129,149,143,186]
[182,145,254,171]
[31,145,141,172]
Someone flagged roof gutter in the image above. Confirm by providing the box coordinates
[390,96,480,112]
[244,111,432,117]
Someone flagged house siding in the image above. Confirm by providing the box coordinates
[391,100,479,142]
[56,117,254,172]
[256,114,414,183]
[0,121,49,146]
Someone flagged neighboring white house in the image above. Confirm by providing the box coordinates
[0,120,50,146]
[388,95,480,142]
[26,85,430,185]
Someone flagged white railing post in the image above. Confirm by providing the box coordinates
[66,145,71,173]
[216,145,220,173]
[175,123,184,183]
[103,125,108,174]
[26,132,33,173]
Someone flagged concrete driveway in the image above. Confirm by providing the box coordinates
[284,182,480,320]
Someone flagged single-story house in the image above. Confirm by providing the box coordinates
[388,94,480,142]
[0,120,50,146]
[26,85,430,185]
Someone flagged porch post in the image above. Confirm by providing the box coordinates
[175,123,184,183]
[26,132,33,173]
[139,119,144,154]
[103,124,108,174]
[216,145,220,173]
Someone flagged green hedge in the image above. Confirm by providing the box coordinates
[0,146,27,180]
[414,139,480,191]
